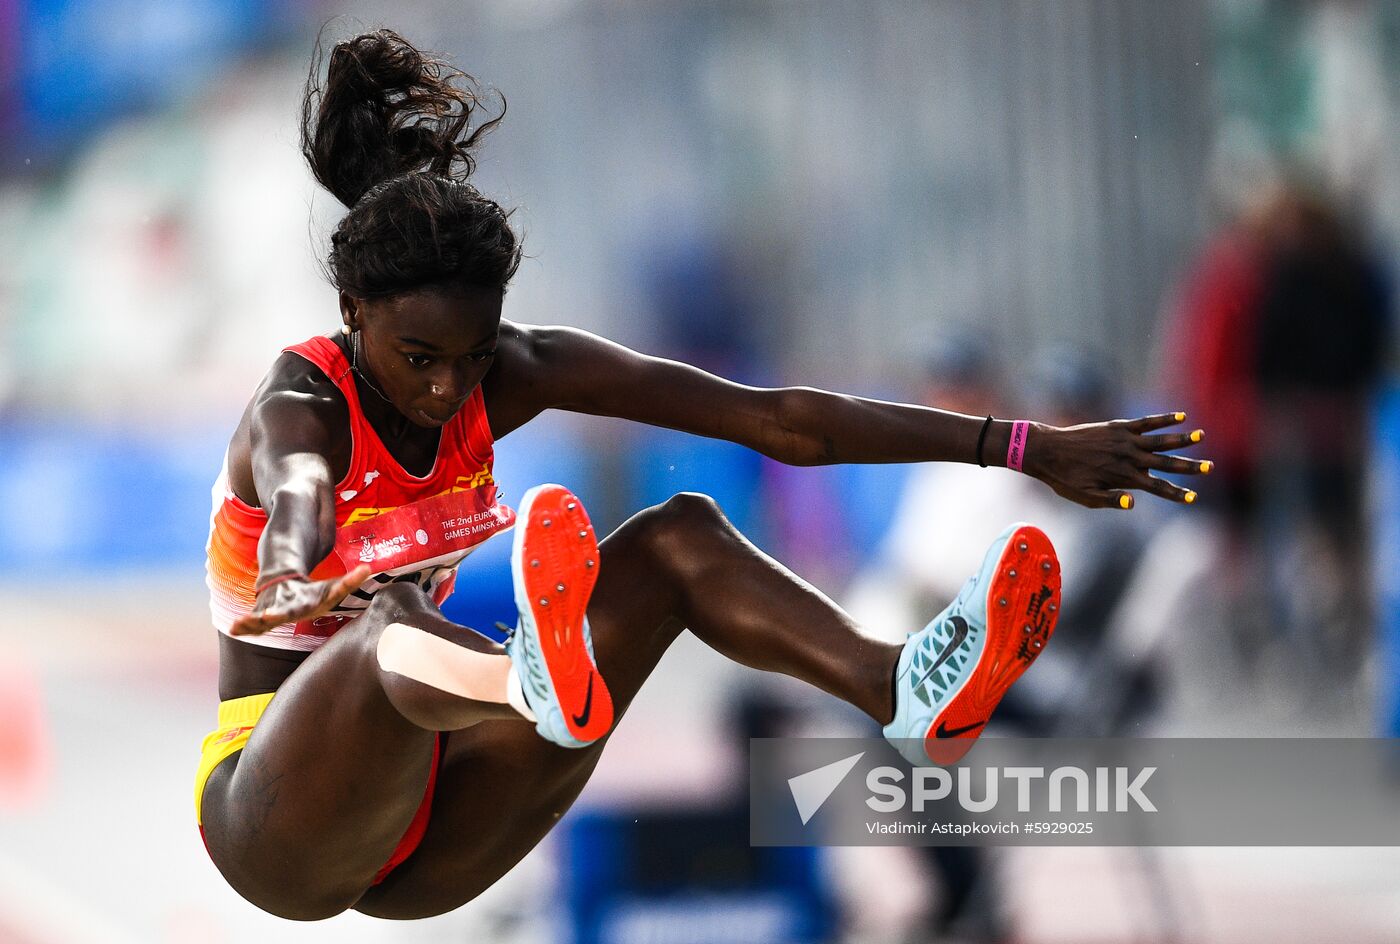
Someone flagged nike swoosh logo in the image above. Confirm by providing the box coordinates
[571,672,595,729]
[913,616,970,691]
[935,719,987,738]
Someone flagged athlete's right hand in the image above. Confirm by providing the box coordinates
[229,565,373,636]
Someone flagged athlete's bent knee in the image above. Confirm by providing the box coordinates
[359,580,435,627]
[663,490,723,516]
[655,491,726,534]
[625,492,728,570]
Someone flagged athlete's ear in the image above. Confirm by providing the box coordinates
[338,291,360,333]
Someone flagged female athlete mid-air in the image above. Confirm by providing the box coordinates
[195,30,1210,921]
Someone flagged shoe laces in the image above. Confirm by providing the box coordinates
[507,619,551,701]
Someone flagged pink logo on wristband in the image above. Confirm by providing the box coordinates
[1006,421,1030,472]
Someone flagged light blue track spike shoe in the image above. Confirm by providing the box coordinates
[882,522,1061,765]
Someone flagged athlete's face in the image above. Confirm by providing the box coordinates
[340,286,502,429]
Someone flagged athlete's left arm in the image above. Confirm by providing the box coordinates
[485,322,1211,509]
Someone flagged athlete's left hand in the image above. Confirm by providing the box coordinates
[229,564,373,636]
[1023,413,1212,510]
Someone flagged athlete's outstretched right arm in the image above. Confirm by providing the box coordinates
[230,377,370,636]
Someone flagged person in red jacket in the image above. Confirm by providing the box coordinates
[194,29,1210,921]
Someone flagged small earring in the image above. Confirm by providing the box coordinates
[341,324,351,337]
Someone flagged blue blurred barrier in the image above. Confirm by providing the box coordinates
[1373,385,1400,737]
[631,427,765,542]
[558,806,833,944]
[826,461,911,560]
[0,421,226,573]
[0,414,595,578]
[0,416,612,649]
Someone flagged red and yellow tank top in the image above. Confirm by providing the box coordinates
[205,335,516,651]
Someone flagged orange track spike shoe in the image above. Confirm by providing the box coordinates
[882,523,1061,765]
[505,485,613,747]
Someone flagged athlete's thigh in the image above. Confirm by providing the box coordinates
[201,609,439,919]
[355,514,684,918]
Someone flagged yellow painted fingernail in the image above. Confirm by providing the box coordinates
[1199,461,1212,474]
[1119,495,1132,510]
[1190,429,1203,443]
[1174,412,1186,422]
[1184,490,1197,504]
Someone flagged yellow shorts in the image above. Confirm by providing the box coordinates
[192,691,444,885]
[193,692,275,826]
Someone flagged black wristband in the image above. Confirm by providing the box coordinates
[975,415,995,468]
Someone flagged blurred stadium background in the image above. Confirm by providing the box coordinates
[3,0,1400,941]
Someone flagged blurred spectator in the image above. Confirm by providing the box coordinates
[1161,180,1390,686]
[1254,185,1389,671]
[1157,188,1270,526]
